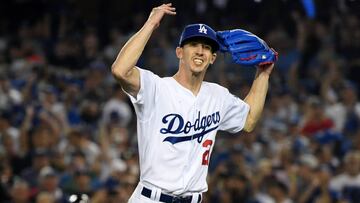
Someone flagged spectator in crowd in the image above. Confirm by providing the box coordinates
[300,96,334,137]
[330,150,360,203]
[21,149,51,188]
[37,166,64,203]
[6,180,31,203]
[298,167,340,203]
[267,179,293,203]
[101,84,133,128]
[35,192,56,203]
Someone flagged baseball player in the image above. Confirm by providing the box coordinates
[111,3,274,203]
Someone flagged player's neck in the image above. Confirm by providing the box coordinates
[173,71,204,96]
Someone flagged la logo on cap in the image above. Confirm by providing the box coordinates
[198,24,207,34]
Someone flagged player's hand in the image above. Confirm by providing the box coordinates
[256,63,274,76]
[146,3,176,29]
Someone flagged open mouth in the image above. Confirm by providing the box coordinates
[193,58,204,65]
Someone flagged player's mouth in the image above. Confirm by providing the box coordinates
[193,58,204,65]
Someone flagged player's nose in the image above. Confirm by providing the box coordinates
[194,44,204,55]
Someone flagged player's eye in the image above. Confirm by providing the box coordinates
[203,44,212,51]
[188,42,211,51]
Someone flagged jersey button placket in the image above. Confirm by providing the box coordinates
[183,98,197,192]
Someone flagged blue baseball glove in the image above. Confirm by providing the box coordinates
[216,29,278,66]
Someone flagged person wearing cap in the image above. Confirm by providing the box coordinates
[37,166,65,203]
[111,3,273,203]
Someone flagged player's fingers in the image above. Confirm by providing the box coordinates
[152,4,176,17]
[158,5,176,14]
[159,3,170,8]
[164,10,176,15]
[157,4,174,10]
[159,3,174,9]
[164,6,176,12]
[166,6,176,10]
[257,62,274,69]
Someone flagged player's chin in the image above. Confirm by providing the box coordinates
[190,67,206,75]
[190,63,208,73]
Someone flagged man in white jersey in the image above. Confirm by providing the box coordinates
[111,3,274,203]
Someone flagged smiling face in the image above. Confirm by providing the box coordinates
[176,38,217,75]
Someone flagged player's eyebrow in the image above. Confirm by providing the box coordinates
[183,38,215,52]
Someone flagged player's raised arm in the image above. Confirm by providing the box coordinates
[111,3,176,97]
[243,63,274,132]
[217,29,277,133]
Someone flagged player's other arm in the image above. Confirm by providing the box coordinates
[111,3,176,97]
[243,63,274,132]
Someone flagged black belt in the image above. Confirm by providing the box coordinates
[141,186,202,203]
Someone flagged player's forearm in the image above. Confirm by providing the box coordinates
[111,21,157,79]
[243,71,270,132]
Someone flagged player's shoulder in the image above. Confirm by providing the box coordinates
[138,67,160,78]
[137,67,162,83]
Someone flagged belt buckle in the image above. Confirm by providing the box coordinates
[171,195,191,203]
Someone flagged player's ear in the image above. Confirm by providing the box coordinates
[176,47,183,59]
[210,53,217,64]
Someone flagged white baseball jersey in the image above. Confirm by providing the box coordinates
[126,68,250,195]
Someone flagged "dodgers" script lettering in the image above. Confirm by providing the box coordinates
[160,111,220,144]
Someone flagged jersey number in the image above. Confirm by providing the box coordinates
[202,139,213,165]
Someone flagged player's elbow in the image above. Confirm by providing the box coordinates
[243,117,256,132]
[111,63,128,80]
[111,66,120,81]
[243,124,255,133]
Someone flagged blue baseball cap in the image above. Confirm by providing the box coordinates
[179,24,220,52]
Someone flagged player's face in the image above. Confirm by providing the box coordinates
[176,40,217,74]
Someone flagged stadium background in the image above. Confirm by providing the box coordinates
[0,0,360,202]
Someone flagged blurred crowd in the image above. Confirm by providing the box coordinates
[1,0,360,203]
